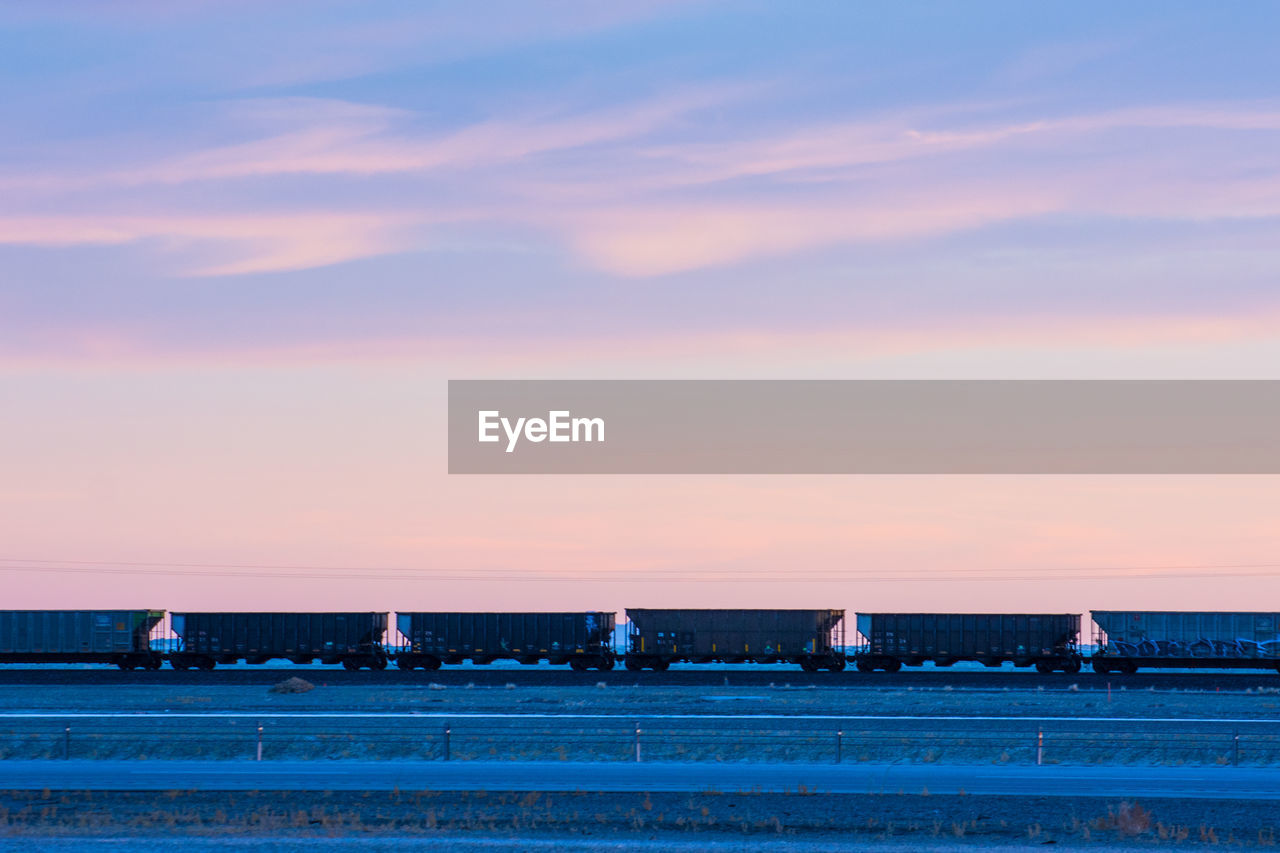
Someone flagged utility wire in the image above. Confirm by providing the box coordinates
[0,557,1276,583]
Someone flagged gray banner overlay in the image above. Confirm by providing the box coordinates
[448,380,1280,474]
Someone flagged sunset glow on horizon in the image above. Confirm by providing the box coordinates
[3,2,1279,616]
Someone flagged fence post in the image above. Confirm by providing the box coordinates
[1233,731,1240,766]
[64,725,70,760]
[443,725,451,762]
[256,723,263,762]
[836,730,843,765]
[1036,729,1043,766]
[634,724,642,763]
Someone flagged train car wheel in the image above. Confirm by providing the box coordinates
[650,659,670,672]
[597,657,615,671]
[197,658,216,671]
[624,658,644,671]
[569,658,589,672]
[882,658,902,673]
[1063,657,1082,674]
[855,658,875,673]
[1034,660,1056,674]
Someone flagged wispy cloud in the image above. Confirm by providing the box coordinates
[627,102,1280,192]
[564,191,1067,276]
[5,91,1279,278]
[0,210,420,276]
[5,87,749,193]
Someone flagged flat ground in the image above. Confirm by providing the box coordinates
[10,759,1280,798]
[2,678,1279,849]
[0,789,1275,850]
[2,680,1279,764]
[2,676,1279,717]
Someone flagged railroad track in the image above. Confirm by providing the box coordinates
[0,668,1276,689]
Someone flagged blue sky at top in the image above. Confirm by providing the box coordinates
[1,1,1279,367]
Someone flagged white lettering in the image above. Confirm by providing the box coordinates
[502,416,526,453]
[481,410,605,453]
[478,411,500,443]
[572,416,604,442]
[548,410,570,442]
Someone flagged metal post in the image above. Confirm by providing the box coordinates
[836,730,843,765]
[634,724,642,763]
[443,725,451,762]
[64,725,70,760]
[256,723,263,761]
[1036,729,1043,766]
[1233,732,1240,766]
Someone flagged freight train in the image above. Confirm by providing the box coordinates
[2,608,1280,675]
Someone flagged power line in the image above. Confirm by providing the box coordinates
[0,558,1276,583]
[2,556,1278,573]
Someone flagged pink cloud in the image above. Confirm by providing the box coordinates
[3,292,1279,375]
[564,191,1067,276]
[0,211,421,276]
[2,94,1280,278]
[3,88,749,192]
[642,102,1280,186]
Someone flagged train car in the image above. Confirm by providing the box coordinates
[0,610,163,670]
[623,609,846,671]
[854,613,1082,673]
[168,612,389,670]
[394,611,616,671]
[1091,610,1280,674]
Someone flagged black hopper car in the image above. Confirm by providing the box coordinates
[395,611,616,671]
[854,612,1083,673]
[168,612,390,670]
[6,605,1280,676]
[1092,611,1280,674]
[623,608,846,671]
[0,610,164,670]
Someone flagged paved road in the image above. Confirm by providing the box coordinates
[0,668,1277,690]
[4,760,1280,798]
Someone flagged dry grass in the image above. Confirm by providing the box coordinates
[268,677,315,695]
[1093,801,1153,837]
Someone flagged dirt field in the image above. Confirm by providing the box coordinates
[3,681,1279,848]
[1,678,1279,718]
[2,681,1279,765]
[0,789,1278,850]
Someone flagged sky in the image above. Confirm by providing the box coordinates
[1,2,1279,622]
